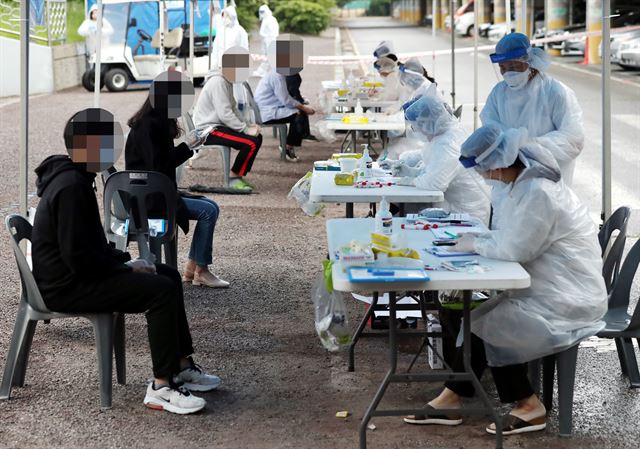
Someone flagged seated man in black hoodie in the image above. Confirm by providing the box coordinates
[32,108,219,415]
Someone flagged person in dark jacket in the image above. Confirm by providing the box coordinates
[285,73,318,142]
[32,108,221,414]
[126,93,229,288]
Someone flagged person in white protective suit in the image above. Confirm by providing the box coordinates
[253,4,279,77]
[403,124,607,436]
[380,94,490,224]
[77,4,113,55]
[481,33,584,186]
[371,41,405,102]
[211,5,249,66]
[383,57,437,160]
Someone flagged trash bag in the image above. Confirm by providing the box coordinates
[288,172,325,217]
[313,120,337,143]
[312,260,351,352]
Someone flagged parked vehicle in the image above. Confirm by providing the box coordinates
[82,0,212,92]
[444,0,473,32]
[453,12,472,36]
[618,36,640,70]
[599,29,640,62]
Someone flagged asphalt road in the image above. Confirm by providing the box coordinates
[345,21,640,235]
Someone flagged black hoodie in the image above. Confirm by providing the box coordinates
[32,155,131,303]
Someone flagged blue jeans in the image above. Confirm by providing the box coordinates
[182,197,219,266]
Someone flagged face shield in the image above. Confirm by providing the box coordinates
[489,47,531,88]
[373,56,397,77]
[400,67,429,91]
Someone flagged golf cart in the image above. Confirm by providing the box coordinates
[82,0,215,92]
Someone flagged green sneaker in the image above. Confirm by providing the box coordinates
[229,178,253,192]
[241,178,256,189]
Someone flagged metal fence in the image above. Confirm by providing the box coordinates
[0,0,67,45]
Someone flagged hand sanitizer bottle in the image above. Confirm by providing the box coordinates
[375,197,393,236]
[359,144,373,179]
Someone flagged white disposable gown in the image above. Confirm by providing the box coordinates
[210,6,249,66]
[407,125,490,224]
[470,147,607,366]
[480,74,584,186]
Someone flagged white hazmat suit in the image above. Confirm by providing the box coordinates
[481,33,584,186]
[384,94,491,223]
[459,126,607,366]
[253,5,279,77]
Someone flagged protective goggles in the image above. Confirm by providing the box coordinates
[373,57,397,73]
[458,133,504,169]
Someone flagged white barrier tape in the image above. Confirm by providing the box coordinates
[305,24,640,65]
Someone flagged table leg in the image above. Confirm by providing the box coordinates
[398,203,406,217]
[359,291,397,449]
[462,290,503,449]
[348,292,378,372]
[346,203,354,218]
[351,130,357,152]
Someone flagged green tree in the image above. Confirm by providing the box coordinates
[272,0,331,35]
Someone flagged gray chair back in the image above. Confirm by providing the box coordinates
[609,238,640,326]
[103,171,177,262]
[5,215,50,314]
[599,206,631,294]
[243,81,264,125]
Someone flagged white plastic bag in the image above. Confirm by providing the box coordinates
[313,120,337,143]
[288,172,325,217]
[312,261,351,352]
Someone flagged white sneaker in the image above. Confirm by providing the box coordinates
[143,382,206,415]
[174,361,222,392]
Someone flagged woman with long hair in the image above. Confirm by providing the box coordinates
[126,92,229,288]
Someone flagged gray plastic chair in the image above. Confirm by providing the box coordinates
[103,170,178,267]
[181,112,231,187]
[597,237,640,388]
[243,81,288,160]
[0,215,125,409]
[599,206,631,294]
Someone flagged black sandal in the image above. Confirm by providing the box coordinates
[403,405,463,426]
[486,413,546,435]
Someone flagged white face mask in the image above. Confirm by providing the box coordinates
[502,70,530,90]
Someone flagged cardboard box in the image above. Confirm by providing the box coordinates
[427,314,444,370]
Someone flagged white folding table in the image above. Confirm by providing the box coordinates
[309,170,443,218]
[332,96,397,113]
[322,113,406,153]
[326,218,531,449]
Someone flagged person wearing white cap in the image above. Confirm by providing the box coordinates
[403,124,606,436]
[253,4,280,77]
[210,5,249,66]
[381,94,490,223]
[481,33,583,186]
[371,41,403,102]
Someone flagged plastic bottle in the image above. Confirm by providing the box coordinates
[359,144,373,179]
[354,98,364,115]
[375,197,393,235]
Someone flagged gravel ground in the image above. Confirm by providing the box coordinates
[0,29,639,449]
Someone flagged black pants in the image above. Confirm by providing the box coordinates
[444,334,534,403]
[44,264,193,380]
[205,126,263,177]
[263,113,303,147]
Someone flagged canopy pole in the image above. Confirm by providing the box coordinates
[20,0,29,217]
[189,0,195,79]
[506,0,512,35]
[94,0,103,107]
[432,0,437,77]
[473,0,478,130]
[208,0,213,70]
[159,1,166,67]
[602,0,612,222]
[449,0,455,108]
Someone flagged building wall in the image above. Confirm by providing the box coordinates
[0,37,54,97]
